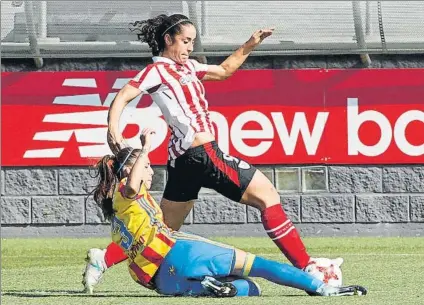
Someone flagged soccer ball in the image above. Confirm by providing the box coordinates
[304,257,343,287]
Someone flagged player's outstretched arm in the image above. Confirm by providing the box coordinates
[203,28,274,81]
[107,84,142,155]
[124,128,154,198]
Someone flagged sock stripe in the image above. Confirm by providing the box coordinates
[266,220,293,238]
[261,204,311,269]
[271,226,296,241]
[265,219,291,234]
[240,255,248,275]
[242,253,256,276]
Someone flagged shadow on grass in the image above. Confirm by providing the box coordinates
[2,289,304,298]
[2,289,165,298]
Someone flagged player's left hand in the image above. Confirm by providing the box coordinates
[248,28,275,47]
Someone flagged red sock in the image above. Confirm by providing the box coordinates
[104,242,128,268]
[261,204,310,269]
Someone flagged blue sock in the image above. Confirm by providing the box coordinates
[248,256,324,293]
[231,278,261,297]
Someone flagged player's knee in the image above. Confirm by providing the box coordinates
[242,187,280,211]
[160,199,194,230]
[241,170,280,210]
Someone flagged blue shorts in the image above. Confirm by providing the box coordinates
[154,232,235,296]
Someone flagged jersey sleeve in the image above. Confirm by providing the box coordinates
[189,59,209,80]
[128,65,162,93]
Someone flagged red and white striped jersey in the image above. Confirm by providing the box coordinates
[128,56,214,160]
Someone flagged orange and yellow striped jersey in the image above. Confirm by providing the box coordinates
[111,178,175,289]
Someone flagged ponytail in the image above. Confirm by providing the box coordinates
[89,147,141,220]
[92,155,117,220]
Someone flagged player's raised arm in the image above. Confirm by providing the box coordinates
[202,28,274,81]
[124,128,155,198]
[107,84,142,155]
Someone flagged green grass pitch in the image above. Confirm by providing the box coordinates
[2,236,423,305]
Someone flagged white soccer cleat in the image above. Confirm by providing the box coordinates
[201,276,238,297]
[82,248,107,294]
[317,284,368,296]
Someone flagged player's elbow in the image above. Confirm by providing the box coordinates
[221,73,232,80]
[111,94,128,109]
[218,65,232,80]
[123,184,139,199]
[108,94,128,126]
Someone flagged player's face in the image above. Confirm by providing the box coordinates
[141,157,154,190]
[166,24,196,64]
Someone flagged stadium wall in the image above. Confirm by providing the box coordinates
[1,54,424,238]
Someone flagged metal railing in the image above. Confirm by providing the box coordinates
[2,1,423,67]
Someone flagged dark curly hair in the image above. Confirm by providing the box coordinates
[129,14,194,56]
[90,147,142,220]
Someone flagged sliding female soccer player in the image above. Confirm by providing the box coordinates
[83,128,367,298]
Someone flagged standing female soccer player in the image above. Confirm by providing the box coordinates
[101,13,339,278]
[84,128,366,297]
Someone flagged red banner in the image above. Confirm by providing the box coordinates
[2,69,424,166]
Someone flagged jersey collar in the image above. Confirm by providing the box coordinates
[152,56,178,65]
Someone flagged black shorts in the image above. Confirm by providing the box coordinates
[163,141,257,202]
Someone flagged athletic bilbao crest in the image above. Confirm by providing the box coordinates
[179,74,196,85]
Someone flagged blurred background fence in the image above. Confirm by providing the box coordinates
[1,1,424,62]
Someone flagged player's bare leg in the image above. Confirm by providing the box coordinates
[240,170,280,211]
[160,198,195,231]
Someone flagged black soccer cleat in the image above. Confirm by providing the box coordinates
[201,276,238,297]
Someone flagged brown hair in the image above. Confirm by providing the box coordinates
[129,14,193,56]
[90,147,141,220]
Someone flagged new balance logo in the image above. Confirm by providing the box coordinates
[24,78,167,159]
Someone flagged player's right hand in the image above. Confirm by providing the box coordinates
[247,28,275,47]
[140,128,155,151]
